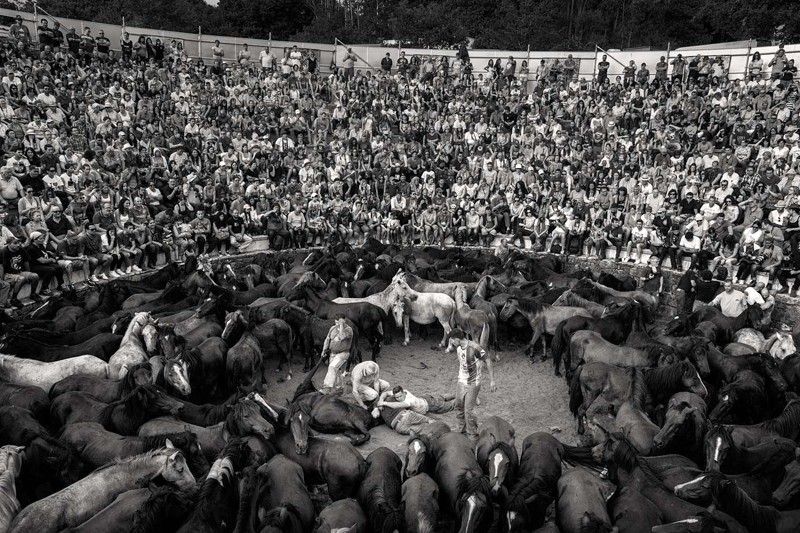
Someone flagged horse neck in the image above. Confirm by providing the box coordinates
[91,453,166,490]
[123,316,146,345]
[474,278,488,299]
[762,402,800,437]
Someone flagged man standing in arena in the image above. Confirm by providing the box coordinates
[446,328,495,438]
[320,315,354,393]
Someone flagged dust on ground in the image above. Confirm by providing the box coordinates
[261,331,579,460]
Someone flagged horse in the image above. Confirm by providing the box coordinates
[278,304,360,372]
[431,431,493,533]
[711,475,800,533]
[587,278,660,315]
[551,301,642,376]
[402,473,439,533]
[257,455,315,533]
[222,309,265,393]
[468,275,505,349]
[588,400,660,455]
[59,422,209,476]
[474,416,517,498]
[315,498,369,533]
[708,369,770,424]
[703,422,797,475]
[65,485,193,533]
[139,395,275,461]
[734,327,767,351]
[651,392,708,463]
[502,432,596,532]
[273,429,366,501]
[0,445,24,533]
[155,336,227,403]
[395,270,478,301]
[566,330,676,376]
[772,449,800,508]
[386,280,454,349]
[499,296,594,360]
[555,466,616,533]
[687,304,767,344]
[300,284,386,360]
[357,447,404,533]
[8,446,195,533]
[403,422,452,479]
[49,384,185,435]
[0,382,50,422]
[49,361,152,403]
[569,360,708,434]
[176,445,242,533]
[288,362,378,450]
[108,312,158,378]
[453,284,493,355]
[0,332,122,362]
[0,354,110,390]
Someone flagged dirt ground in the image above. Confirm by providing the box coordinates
[261,328,579,460]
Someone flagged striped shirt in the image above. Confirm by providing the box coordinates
[457,343,487,386]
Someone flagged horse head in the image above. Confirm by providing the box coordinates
[225,397,275,442]
[456,471,492,533]
[163,356,191,397]
[650,514,718,533]
[288,401,311,455]
[136,384,184,417]
[248,391,284,425]
[141,318,160,355]
[486,442,516,496]
[221,310,248,344]
[772,448,800,507]
[498,298,519,321]
[388,293,409,328]
[652,393,706,451]
[404,433,430,479]
[673,471,721,502]
[708,382,737,423]
[155,445,196,491]
[703,423,733,472]
[679,361,708,398]
[111,312,134,335]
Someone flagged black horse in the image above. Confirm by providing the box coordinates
[49,384,184,435]
[711,475,800,533]
[503,432,596,532]
[287,359,379,450]
[357,447,404,533]
[257,454,316,533]
[552,301,641,377]
[49,361,152,403]
[708,369,770,425]
[1,331,122,362]
[0,381,50,422]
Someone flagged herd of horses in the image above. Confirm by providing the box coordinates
[0,236,799,532]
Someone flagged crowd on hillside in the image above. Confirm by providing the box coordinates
[0,14,798,308]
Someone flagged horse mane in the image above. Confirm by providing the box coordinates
[711,477,779,532]
[99,384,158,425]
[261,504,301,529]
[456,470,492,501]
[140,431,196,451]
[610,435,665,485]
[513,296,545,315]
[643,362,690,395]
[758,399,800,436]
[90,447,173,474]
[122,362,152,396]
[627,368,650,408]
[504,473,550,514]
[130,486,193,533]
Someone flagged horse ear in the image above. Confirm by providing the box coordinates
[165,438,175,449]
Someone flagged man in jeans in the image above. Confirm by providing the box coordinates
[446,328,495,438]
[320,315,354,393]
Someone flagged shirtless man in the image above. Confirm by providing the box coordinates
[377,385,455,414]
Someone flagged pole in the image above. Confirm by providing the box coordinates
[33,1,39,44]
[742,38,753,81]
[269,32,272,50]
[592,44,599,82]
[197,26,202,60]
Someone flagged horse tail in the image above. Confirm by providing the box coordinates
[551,319,569,366]
[561,443,597,466]
[568,366,584,417]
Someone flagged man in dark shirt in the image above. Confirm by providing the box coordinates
[65,28,81,56]
[0,237,37,307]
[597,55,610,85]
[25,230,65,296]
[679,191,700,215]
[120,32,133,62]
[381,53,393,73]
[95,30,111,60]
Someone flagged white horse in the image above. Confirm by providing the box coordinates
[388,276,455,347]
[333,279,417,314]
[108,312,158,378]
[0,354,109,390]
[0,444,24,533]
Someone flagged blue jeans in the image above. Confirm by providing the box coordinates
[456,382,480,436]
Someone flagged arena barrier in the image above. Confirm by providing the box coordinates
[1,6,798,81]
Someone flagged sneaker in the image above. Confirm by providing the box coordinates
[98,273,109,280]
[132,265,142,273]
[125,266,133,274]
[116,269,127,277]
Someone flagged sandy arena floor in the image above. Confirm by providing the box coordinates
[261,329,579,459]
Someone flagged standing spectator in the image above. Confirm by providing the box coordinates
[381,53,393,73]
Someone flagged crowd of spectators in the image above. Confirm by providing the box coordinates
[0,13,798,309]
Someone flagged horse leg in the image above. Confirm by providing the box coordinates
[403,315,411,346]
[541,334,548,362]
[439,317,452,349]
[527,320,542,361]
[345,431,371,446]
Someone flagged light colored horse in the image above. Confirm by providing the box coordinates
[9,446,195,533]
[108,312,158,378]
[388,277,455,347]
[0,444,24,533]
[589,279,659,313]
[499,297,593,359]
[552,289,608,317]
[453,284,493,357]
[0,354,109,390]
[121,290,164,310]
[333,278,417,314]
[393,270,478,301]
[733,328,766,351]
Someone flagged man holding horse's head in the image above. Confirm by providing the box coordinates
[320,314,354,393]
[446,328,496,439]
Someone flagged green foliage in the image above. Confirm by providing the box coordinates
[32,0,800,49]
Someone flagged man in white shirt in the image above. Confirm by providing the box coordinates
[709,281,748,317]
[259,48,275,70]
